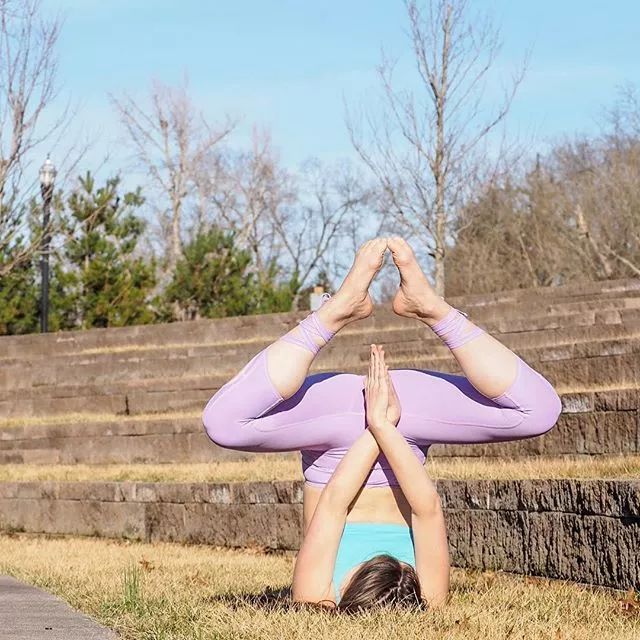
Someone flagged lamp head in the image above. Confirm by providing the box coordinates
[39,156,57,188]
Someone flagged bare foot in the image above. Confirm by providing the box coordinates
[387,237,449,323]
[318,238,387,331]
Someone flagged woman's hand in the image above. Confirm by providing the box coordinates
[365,344,400,430]
[386,360,402,426]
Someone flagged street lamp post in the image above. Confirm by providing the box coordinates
[39,156,56,333]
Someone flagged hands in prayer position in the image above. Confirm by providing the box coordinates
[364,344,401,430]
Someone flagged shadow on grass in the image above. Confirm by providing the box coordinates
[207,586,294,611]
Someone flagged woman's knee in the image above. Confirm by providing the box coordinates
[507,362,563,438]
[526,388,562,438]
[202,411,248,450]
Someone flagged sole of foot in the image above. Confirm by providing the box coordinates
[319,238,388,329]
[387,236,447,322]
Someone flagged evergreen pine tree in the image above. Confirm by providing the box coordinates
[0,242,39,335]
[60,173,157,328]
[164,227,292,320]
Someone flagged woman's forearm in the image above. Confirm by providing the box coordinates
[293,431,380,604]
[320,430,381,514]
[370,422,439,517]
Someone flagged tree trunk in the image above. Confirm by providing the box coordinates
[169,198,182,273]
[433,143,447,296]
[575,204,613,278]
[434,246,445,296]
[291,290,302,312]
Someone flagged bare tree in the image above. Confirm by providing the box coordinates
[0,0,77,276]
[555,138,640,279]
[606,83,640,145]
[348,0,525,294]
[270,158,371,308]
[446,162,581,295]
[447,90,640,296]
[196,129,372,307]
[112,79,235,274]
[198,129,289,273]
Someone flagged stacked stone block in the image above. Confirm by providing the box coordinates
[0,479,636,590]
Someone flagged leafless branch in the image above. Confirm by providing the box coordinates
[346,0,526,294]
[111,77,236,274]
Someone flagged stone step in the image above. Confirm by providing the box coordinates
[0,388,637,463]
[0,368,634,422]
[448,276,640,306]
[1,333,638,418]
[2,306,639,392]
[0,439,257,465]
[1,278,638,361]
[2,311,639,399]
[101,351,640,417]
[2,296,637,380]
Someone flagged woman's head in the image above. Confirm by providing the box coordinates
[337,554,424,613]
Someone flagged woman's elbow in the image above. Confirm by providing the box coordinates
[413,489,443,520]
[318,484,350,517]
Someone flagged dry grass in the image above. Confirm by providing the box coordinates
[0,458,300,483]
[0,410,200,430]
[0,534,637,640]
[75,323,413,356]
[428,455,640,480]
[75,323,640,357]
[1,455,639,484]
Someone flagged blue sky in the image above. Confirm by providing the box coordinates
[42,0,640,177]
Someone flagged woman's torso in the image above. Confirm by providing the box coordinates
[303,483,414,601]
[298,372,427,600]
[303,483,412,531]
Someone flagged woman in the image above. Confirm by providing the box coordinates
[202,237,562,611]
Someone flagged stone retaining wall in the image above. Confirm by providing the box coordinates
[0,479,637,591]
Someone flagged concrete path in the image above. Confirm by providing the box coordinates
[0,575,116,639]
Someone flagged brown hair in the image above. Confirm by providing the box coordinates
[336,554,425,613]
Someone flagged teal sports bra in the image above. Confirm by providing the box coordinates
[333,522,416,602]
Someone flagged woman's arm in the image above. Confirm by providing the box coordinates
[370,419,450,606]
[292,344,405,603]
[292,429,380,604]
[365,344,450,606]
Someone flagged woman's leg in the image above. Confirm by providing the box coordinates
[387,237,562,444]
[202,239,387,451]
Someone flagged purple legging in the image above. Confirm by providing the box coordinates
[202,326,562,487]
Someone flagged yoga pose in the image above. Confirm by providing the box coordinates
[202,237,562,611]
